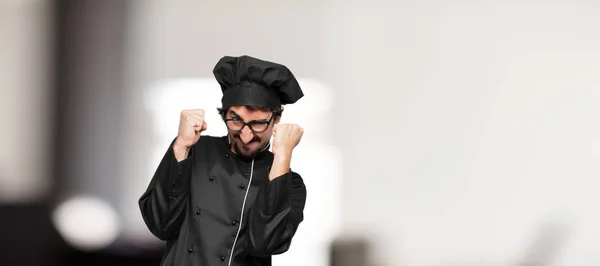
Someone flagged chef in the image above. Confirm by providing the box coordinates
[139,55,307,266]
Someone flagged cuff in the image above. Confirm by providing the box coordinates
[162,142,193,196]
[261,171,293,215]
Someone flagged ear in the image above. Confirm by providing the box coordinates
[274,115,281,125]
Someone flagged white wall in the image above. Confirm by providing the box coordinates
[324,1,600,266]
[124,0,600,265]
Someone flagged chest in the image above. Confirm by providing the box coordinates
[189,149,270,221]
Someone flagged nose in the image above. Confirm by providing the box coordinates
[240,126,254,144]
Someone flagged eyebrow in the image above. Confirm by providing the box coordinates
[229,110,240,118]
[228,110,270,122]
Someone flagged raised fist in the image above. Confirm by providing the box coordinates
[272,124,303,156]
[174,109,207,160]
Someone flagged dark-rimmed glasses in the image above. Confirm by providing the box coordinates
[224,115,274,133]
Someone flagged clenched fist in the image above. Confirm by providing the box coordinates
[272,124,304,156]
[174,109,207,161]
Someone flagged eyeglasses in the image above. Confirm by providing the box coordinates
[224,115,274,133]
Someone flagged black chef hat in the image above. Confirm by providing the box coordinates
[213,55,304,109]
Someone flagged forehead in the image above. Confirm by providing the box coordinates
[228,106,271,119]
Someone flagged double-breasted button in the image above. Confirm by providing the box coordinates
[188,246,194,253]
[231,220,237,225]
[240,184,245,189]
[209,176,215,181]
[196,209,201,215]
[220,255,226,261]
[224,154,229,158]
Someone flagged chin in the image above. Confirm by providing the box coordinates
[233,142,261,158]
[243,146,261,155]
[241,151,255,157]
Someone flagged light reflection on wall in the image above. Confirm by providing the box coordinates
[52,195,120,251]
[135,78,341,266]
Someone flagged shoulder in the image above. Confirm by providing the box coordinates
[191,135,228,153]
[199,135,226,143]
[194,135,227,145]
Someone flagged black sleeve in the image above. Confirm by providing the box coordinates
[138,138,193,240]
[245,171,307,255]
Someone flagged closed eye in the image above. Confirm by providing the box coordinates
[250,121,268,125]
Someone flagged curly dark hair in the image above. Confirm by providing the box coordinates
[217,105,284,121]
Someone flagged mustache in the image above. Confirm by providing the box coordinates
[233,134,260,143]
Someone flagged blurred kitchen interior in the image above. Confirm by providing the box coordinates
[2,0,600,266]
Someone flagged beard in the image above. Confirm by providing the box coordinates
[230,134,268,160]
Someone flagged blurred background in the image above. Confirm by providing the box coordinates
[2,0,600,265]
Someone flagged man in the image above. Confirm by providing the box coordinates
[139,55,307,266]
